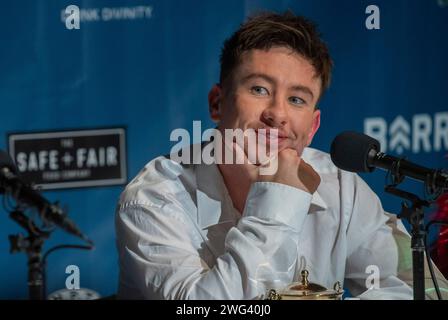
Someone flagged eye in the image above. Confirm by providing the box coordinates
[250,86,269,96]
[288,96,306,106]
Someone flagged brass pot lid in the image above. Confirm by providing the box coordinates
[287,270,327,292]
[268,270,344,299]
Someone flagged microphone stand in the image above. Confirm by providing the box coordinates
[1,154,93,299]
[385,185,430,300]
[9,209,50,300]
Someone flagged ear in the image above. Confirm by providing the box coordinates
[208,84,222,123]
[306,109,321,146]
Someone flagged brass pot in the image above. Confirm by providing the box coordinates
[266,270,344,300]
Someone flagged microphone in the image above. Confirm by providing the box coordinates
[330,131,448,190]
[0,150,92,243]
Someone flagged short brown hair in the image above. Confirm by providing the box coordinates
[219,11,333,98]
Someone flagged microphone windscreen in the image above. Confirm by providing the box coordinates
[0,150,18,174]
[330,131,380,173]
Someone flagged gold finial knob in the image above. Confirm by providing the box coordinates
[301,269,309,287]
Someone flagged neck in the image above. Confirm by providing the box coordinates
[217,163,252,215]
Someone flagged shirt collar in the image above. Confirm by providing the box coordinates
[193,144,328,229]
[310,188,328,211]
[195,160,240,229]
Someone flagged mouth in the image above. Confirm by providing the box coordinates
[253,128,291,154]
[254,128,290,140]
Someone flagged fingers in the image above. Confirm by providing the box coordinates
[278,148,301,165]
[259,151,277,167]
[259,151,279,176]
[221,138,259,178]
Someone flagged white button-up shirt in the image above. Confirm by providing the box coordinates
[116,146,445,300]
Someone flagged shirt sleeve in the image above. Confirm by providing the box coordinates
[116,181,312,300]
[343,173,414,299]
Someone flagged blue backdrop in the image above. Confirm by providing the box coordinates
[0,0,447,299]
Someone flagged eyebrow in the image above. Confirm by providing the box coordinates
[241,73,315,100]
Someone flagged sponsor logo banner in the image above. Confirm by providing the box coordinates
[8,128,127,190]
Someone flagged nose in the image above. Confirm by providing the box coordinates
[261,98,288,128]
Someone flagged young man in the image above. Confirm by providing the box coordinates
[115,12,446,299]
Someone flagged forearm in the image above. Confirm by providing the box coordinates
[117,182,312,299]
